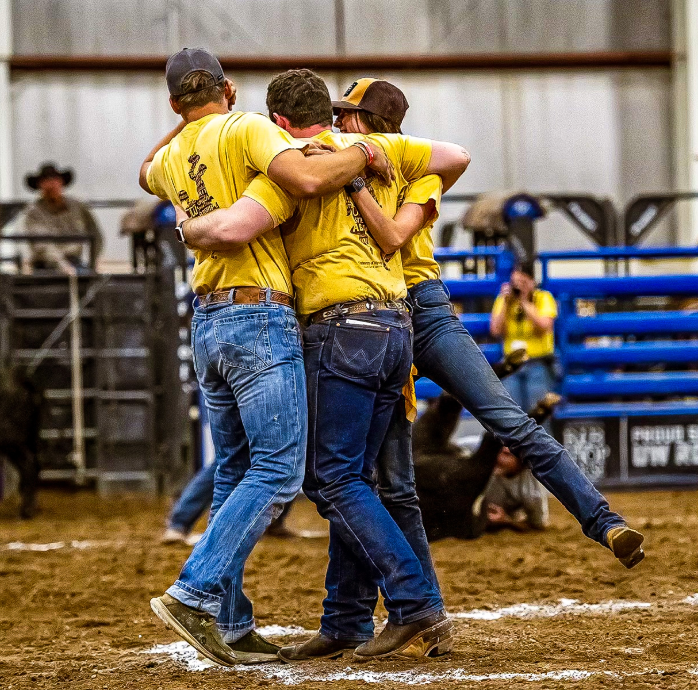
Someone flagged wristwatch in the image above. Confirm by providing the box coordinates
[175,220,189,246]
[344,177,366,196]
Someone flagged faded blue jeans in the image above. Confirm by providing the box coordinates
[167,461,216,535]
[302,310,443,643]
[504,358,557,429]
[167,299,307,643]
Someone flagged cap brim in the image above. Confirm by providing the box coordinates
[332,100,363,112]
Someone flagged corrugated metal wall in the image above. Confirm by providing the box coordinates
[13,0,669,55]
[8,0,674,260]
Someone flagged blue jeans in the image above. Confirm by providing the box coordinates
[168,462,216,534]
[167,300,307,642]
[406,280,624,545]
[321,398,441,641]
[302,310,443,642]
[504,359,557,420]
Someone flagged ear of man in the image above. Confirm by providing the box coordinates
[225,80,237,109]
[272,114,292,132]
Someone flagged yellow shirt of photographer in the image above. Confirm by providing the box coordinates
[146,111,305,295]
[491,289,557,359]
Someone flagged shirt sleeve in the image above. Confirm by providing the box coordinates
[401,174,442,229]
[145,148,170,201]
[243,174,298,227]
[237,113,308,176]
[369,133,433,183]
[491,294,506,319]
[535,290,558,319]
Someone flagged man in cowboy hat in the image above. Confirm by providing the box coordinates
[24,162,103,270]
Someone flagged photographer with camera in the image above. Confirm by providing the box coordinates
[490,262,558,416]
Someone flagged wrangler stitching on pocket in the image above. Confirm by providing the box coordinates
[334,338,385,369]
[214,313,272,371]
[328,325,389,379]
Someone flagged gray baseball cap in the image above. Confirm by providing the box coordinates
[166,48,225,96]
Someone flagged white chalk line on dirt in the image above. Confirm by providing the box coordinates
[143,597,676,678]
[449,598,652,621]
[3,540,113,551]
[143,644,673,685]
[257,624,313,637]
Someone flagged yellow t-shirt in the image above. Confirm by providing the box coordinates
[491,289,558,358]
[146,111,304,295]
[399,174,443,288]
[243,130,433,316]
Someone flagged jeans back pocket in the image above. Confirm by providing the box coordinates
[214,312,273,371]
[328,322,390,379]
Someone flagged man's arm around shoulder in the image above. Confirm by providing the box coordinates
[177,198,277,251]
[139,121,186,194]
[426,141,471,193]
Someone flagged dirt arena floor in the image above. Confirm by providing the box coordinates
[1,488,697,690]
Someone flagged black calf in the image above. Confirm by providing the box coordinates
[0,368,42,518]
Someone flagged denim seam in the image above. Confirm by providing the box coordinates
[318,489,400,621]
[219,618,255,632]
[201,318,214,373]
[170,580,223,605]
[207,447,302,591]
[392,602,444,626]
[305,327,326,487]
[318,627,372,643]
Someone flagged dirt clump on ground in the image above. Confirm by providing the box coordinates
[0,488,697,689]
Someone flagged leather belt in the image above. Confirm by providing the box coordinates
[307,298,408,325]
[202,286,294,308]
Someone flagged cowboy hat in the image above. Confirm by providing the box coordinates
[25,163,74,190]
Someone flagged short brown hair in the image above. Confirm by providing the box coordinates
[356,110,402,134]
[266,69,333,129]
[171,71,225,113]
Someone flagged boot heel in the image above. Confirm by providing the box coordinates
[427,638,454,657]
[398,620,454,660]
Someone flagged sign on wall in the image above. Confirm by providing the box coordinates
[554,415,698,487]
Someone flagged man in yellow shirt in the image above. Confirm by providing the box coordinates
[176,69,470,663]
[141,49,396,667]
[490,262,558,412]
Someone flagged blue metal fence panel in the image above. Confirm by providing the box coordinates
[555,400,698,419]
[563,372,698,397]
[443,277,504,299]
[545,274,698,298]
[563,311,698,336]
[539,247,698,260]
[459,313,491,337]
[565,341,698,366]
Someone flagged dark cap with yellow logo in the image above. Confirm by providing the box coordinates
[332,78,409,125]
[166,48,225,96]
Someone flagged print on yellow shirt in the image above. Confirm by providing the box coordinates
[344,181,395,270]
[178,154,220,217]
